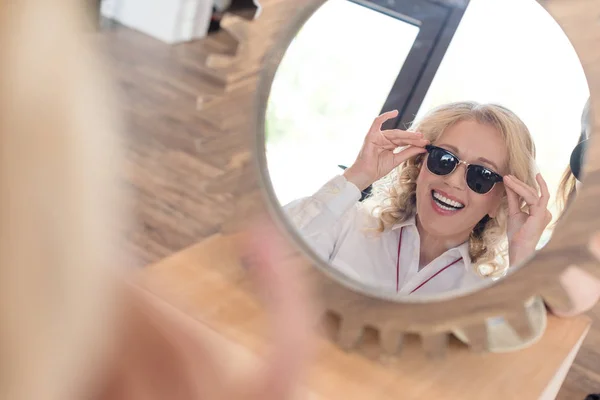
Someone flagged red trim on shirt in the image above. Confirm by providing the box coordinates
[395,226,463,294]
[409,257,463,294]
[396,227,404,292]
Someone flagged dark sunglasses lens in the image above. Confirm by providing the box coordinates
[428,148,457,175]
[570,139,588,181]
[466,166,497,194]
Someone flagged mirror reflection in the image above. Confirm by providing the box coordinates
[264,0,590,298]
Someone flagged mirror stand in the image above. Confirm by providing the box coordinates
[182,0,600,388]
[143,0,600,396]
[142,232,592,399]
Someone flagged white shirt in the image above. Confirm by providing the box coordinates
[284,175,486,297]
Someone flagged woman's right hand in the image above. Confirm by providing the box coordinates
[343,110,430,191]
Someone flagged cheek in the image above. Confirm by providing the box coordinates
[469,191,502,213]
[416,168,432,199]
[415,167,430,205]
[416,164,430,186]
[468,195,488,211]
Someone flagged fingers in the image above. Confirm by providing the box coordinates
[505,184,521,216]
[382,129,423,140]
[370,110,399,132]
[392,145,427,168]
[125,282,228,399]
[243,220,314,400]
[536,173,550,210]
[503,175,538,205]
[504,174,551,225]
[376,133,403,150]
[381,129,429,148]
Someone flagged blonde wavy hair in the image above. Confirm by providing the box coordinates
[370,101,537,275]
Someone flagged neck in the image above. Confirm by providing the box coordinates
[415,215,468,269]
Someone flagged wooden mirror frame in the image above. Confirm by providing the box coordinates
[221,0,600,356]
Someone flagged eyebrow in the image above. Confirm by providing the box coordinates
[439,144,500,172]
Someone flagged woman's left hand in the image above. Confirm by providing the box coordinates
[505,173,553,266]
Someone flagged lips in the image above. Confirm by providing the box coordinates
[430,189,465,215]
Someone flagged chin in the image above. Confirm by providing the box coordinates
[417,212,458,238]
[416,197,473,239]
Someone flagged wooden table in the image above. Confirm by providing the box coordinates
[142,234,592,399]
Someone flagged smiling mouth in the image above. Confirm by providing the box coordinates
[431,190,465,211]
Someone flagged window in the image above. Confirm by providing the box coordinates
[266,0,466,205]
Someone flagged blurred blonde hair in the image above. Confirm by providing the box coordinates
[555,165,578,222]
[0,1,123,399]
[555,98,591,222]
[370,101,537,275]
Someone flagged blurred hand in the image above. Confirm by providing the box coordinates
[232,220,315,400]
[117,221,314,400]
[343,110,429,191]
[189,220,315,400]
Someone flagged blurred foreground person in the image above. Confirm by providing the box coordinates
[0,1,312,400]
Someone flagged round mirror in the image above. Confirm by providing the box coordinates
[260,0,591,300]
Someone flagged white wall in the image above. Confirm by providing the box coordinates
[101,0,213,44]
[414,0,590,212]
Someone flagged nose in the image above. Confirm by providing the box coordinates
[445,163,467,190]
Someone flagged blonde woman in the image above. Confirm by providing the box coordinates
[285,102,552,296]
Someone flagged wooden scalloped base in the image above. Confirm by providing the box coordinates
[141,232,591,373]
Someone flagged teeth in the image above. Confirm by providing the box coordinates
[432,191,464,209]
[435,201,456,211]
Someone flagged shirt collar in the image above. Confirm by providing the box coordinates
[390,215,417,231]
[455,241,472,269]
[391,215,473,269]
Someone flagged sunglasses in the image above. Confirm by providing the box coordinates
[569,139,588,181]
[424,145,503,194]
